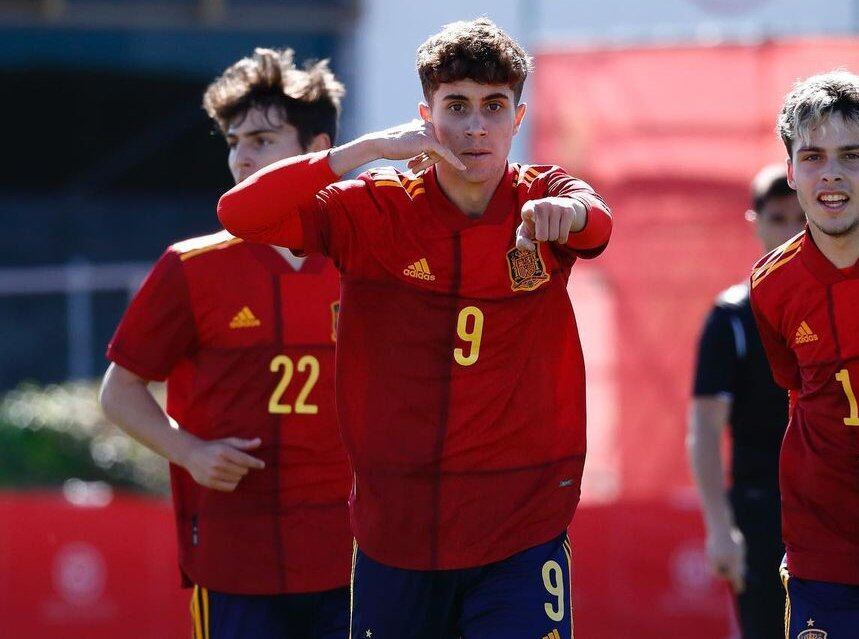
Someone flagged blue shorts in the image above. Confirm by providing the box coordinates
[350,532,574,639]
[190,584,349,639]
[782,563,859,638]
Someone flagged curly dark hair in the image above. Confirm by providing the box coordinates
[416,18,533,103]
[203,47,345,149]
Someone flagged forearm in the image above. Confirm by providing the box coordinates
[99,365,197,467]
[687,403,735,533]
[566,195,612,251]
[217,150,338,248]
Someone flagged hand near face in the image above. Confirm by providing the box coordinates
[369,119,466,172]
[516,197,586,251]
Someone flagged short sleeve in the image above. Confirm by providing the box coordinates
[693,306,739,397]
[750,291,802,390]
[106,249,197,381]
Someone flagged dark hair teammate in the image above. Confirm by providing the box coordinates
[101,48,352,639]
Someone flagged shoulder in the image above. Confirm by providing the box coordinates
[359,166,426,202]
[168,230,244,264]
[750,231,805,294]
[511,163,565,189]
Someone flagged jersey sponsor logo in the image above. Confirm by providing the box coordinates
[507,246,550,291]
[229,306,261,329]
[542,630,561,639]
[330,300,340,342]
[794,321,819,344]
[403,258,436,281]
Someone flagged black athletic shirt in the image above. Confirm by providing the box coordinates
[693,283,788,488]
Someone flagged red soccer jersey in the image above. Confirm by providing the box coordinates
[107,231,351,594]
[750,229,859,585]
[220,156,612,570]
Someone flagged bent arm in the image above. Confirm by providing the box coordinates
[217,151,339,249]
[99,362,197,466]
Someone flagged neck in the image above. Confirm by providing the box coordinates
[434,162,506,217]
[808,224,859,269]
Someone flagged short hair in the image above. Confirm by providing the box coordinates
[750,164,793,212]
[203,47,345,149]
[416,18,533,103]
[777,69,859,156]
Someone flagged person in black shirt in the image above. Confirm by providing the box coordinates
[687,165,805,639]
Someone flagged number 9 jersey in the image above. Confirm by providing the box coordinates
[750,229,859,586]
[106,231,352,595]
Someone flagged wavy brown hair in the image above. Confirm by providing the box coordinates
[203,47,345,149]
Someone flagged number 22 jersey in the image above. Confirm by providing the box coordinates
[106,233,352,594]
[750,229,859,585]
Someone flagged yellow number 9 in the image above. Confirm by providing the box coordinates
[542,560,565,622]
[454,306,484,367]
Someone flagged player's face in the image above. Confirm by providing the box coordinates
[421,79,526,185]
[788,112,859,239]
[754,194,806,252]
[226,106,304,184]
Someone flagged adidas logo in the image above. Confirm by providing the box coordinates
[795,321,818,344]
[403,258,436,281]
[229,306,261,329]
[542,630,561,639]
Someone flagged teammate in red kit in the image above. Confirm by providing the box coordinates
[218,19,612,638]
[750,70,859,637]
[99,49,352,639]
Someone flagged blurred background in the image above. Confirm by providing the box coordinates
[1,1,858,637]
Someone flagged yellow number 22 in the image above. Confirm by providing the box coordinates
[268,355,320,415]
[453,306,484,366]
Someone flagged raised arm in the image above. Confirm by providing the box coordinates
[217,120,464,248]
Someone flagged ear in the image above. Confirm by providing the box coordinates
[513,102,527,134]
[786,157,797,189]
[418,102,432,123]
[306,133,333,153]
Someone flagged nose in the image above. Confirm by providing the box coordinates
[232,142,256,174]
[821,157,844,184]
[464,112,487,138]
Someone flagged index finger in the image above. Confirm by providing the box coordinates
[223,447,266,469]
[429,142,466,171]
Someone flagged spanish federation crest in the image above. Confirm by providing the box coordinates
[799,629,827,639]
[506,245,550,292]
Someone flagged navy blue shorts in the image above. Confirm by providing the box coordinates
[190,584,349,639]
[350,533,574,639]
[782,563,859,638]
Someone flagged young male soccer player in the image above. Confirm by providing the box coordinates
[750,71,859,638]
[218,19,612,638]
[99,49,352,638]
[689,166,804,639]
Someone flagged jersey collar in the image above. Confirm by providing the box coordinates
[799,227,859,284]
[424,164,516,231]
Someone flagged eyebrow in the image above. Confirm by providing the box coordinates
[796,144,859,153]
[441,92,510,102]
[226,127,279,138]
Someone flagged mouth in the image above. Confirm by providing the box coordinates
[817,191,850,211]
[460,150,491,159]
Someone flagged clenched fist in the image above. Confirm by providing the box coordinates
[515,197,586,251]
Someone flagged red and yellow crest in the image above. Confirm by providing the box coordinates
[506,245,550,292]
[330,300,340,342]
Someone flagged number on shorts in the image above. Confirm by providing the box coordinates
[542,559,565,622]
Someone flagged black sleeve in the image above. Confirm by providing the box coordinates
[693,305,739,397]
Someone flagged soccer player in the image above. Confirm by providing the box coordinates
[750,70,859,638]
[688,165,804,639]
[218,18,612,639]
[99,49,352,639]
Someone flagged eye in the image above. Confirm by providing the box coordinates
[844,152,859,160]
[801,153,820,162]
[448,102,466,114]
[486,102,503,112]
